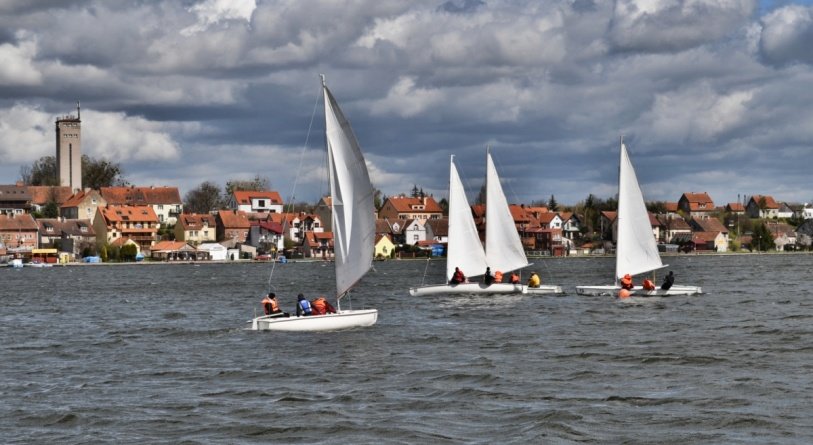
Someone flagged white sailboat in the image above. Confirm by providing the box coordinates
[576,140,701,296]
[249,76,378,331]
[409,151,561,296]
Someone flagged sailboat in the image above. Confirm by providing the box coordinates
[576,140,701,296]
[249,76,378,331]
[409,151,562,296]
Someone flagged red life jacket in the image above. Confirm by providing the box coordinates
[494,271,503,283]
[312,298,328,315]
[642,279,655,291]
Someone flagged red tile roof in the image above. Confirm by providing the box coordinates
[726,202,745,212]
[384,196,443,213]
[98,205,159,223]
[665,202,678,212]
[750,195,779,209]
[27,186,72,205]
[152,241,192,251]
[680,192,715,211]
[100,186,181,205]
[178,213,217,230]
[61,189,103,208]
[217,210,250,229]
[0,213,38,230]
[692,217,729,233]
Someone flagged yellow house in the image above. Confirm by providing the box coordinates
[374,234,395,259]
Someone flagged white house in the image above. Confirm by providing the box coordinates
[229,190,284,214]
[404,219,427,245]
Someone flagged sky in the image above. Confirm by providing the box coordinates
[1,0,812,207]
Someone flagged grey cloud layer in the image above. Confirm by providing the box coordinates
[0,0,811,206]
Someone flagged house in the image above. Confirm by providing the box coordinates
[313,196,333,232]
[560,212,582,240]
[689,217,729,236]
[403,219,427,245]
[27,186,73,213]
[424,218,449,244]
[0,183,32,216]
[746,195,779,219]
[36,218,95,255]
[197,242,227,261]
[302,231,333,259]
[174,213,217,245]
[100,186,183,225]
[678,192,715,218]
[692,231,728,252]
[599,211,617,241]
[656,215,692,243]
[0,213,39,252]
[777,203,794,219]
[150,240,202,261]
[61,189,106,222]
[248,220,284,253]
[267,212,324,243]
[216,210,251,243]
[663,202,680,217]
[522,227,565,256]
[228,190,284,214]
[725,202,745,215]
[800,204,813,220]
[375,233,395,259]
[602,211,659,244]
[375,218,408,245]
[765,222,797,251]
[94,205,160,253]
[378,196,443,224]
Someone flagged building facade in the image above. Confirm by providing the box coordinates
[56,103,82,191]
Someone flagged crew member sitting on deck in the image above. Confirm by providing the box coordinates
[527,272,541,288]
[661,271,675,290]
[509,272,520,284]
[311,296,337,315]
[642,278,656,291]
[493,270,503,283]
[263,293,289,317]
[296,294,313,317]
[620,274,634,290]
[449,267,466,284]
[484,267,495,285]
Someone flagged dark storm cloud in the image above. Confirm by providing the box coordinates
[0,0,812,206]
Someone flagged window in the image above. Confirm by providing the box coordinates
[158,205,164,210]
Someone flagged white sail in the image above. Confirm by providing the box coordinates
[485,150,529,274]
[324,85,375,298]
[615,142,663,280]
[446,156,488,281]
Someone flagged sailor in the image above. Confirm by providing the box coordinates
[527,272,541,288]
[642,278,656,291]
[620,274,634,290]
[261,293,274,315]
[618,288,631,299]
[484,267,495,285]
[509,272,521,284]
[311,296,337,315]
[661,271,675,290]
[493,270,504,283]
[449,267,466,285]
[296,294,313,317]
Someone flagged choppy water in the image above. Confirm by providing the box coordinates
[2,254,813,444]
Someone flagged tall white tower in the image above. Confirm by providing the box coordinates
[56,101,82,191]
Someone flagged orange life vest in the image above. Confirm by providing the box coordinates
[618,288,631,299]
[620,274,633,290]
[270,298,280,312]
[312,297,328,315]
[494,271,503,283]
[642,279,655,291]
[261,296,273,315]
[509,273,520,284]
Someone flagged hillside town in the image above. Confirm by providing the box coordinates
[2,107,812,265]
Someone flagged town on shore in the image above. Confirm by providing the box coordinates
[2,106,812,265]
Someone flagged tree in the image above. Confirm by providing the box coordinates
[121,244,138,261]
[410,184,420,198]
[438,197,449,215]
[23,156,58,186]
[184,181,224,214]
[225,174,269,196]
[751,223,775,252]
[547,194,559,212]
[82,155,128,189]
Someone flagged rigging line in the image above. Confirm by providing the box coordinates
[267,84,323,288]
[420,256,431,286]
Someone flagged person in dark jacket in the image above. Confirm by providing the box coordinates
[661,271,675,290]
[484,267,494,285]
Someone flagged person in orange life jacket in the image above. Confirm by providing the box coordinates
[311,296,336,315]
[296,293,313,316]
[449,267,466,284]
[661,271,675,290]
[493,270,504,283]
[263,293,289,317]
[642,278,656,291]
[484,267,495,285]
[620,273,634,290]
[509,272,520,284]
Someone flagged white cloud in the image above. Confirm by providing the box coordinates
[0,104,52,162]
[82,110,186,162]
[0,35,43,86]
[759,4,813,65]
[181,0,257,36]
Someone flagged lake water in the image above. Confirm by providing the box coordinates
[2,254,813,444]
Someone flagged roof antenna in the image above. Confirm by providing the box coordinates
[77,99,81,120]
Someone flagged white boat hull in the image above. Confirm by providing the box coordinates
[409,282,562,296]
[575,284,702,296]
[248,309,378,332]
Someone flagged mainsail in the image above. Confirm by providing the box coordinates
[615,142,663,280]
[446,156,488,282]
[324,84,376,298]
[485,150,529,274]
